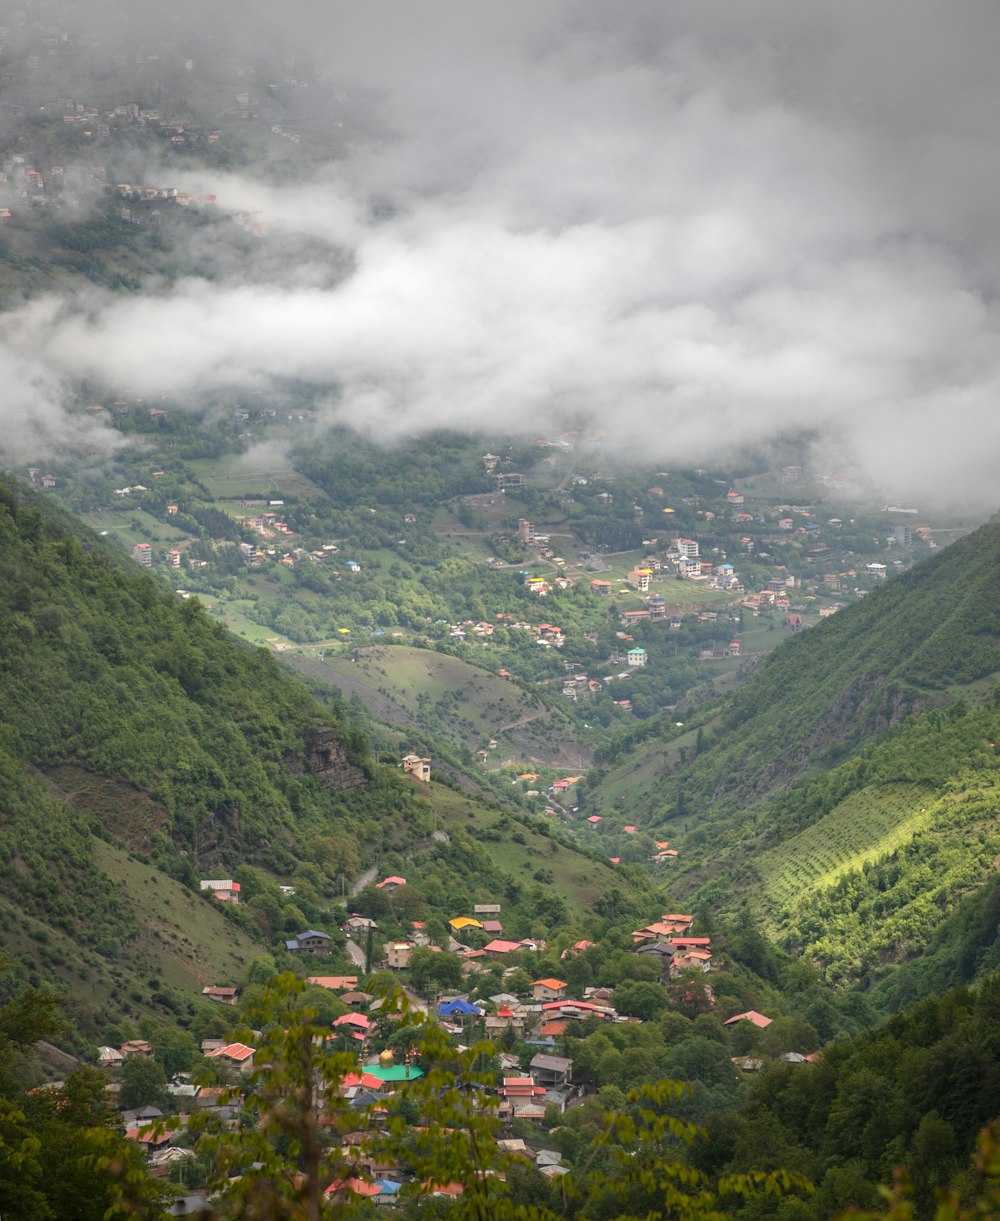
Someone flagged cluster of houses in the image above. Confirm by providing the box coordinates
[0,151,109,215]
[102,966,589,1202]
[631,914,713,976]
[95,868,824,1207]
[449,617,566,649]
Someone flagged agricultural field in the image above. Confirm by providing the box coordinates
[185,457,328,501]
[755,784,935,910]
[80,507,191,549]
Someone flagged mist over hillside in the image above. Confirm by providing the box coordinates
[1,3,1000,512]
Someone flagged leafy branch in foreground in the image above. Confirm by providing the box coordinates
[842,1122,1000,1221]
[188,973,811,1219]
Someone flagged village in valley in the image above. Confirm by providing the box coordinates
[34,415,959,803]
[102,861,808,1210]
[24,414,967,1208]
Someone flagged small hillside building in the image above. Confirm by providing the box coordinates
[285,930,332,954]
[401,754,431,782]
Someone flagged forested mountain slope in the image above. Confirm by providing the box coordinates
[0,476,645,1040]
[692,514,1000,805]
[584,516,1000,993]
[591,514,1000,819]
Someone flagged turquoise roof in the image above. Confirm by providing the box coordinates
[364,1063,424,1082]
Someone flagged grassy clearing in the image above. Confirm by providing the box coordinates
[320,646,543,746]
[185,458,326,501]
[220,608,286,644]
[425,786,637,917]
[592,746,668,811]
[756,785,935,908]
[80,507,191,547]
[93,839,264,992]
[0,840,266,1040]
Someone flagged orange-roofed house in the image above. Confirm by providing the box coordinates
[634,921,703,943]
[307,976,359,991]
[724,1010,772,1029]
[540,1019,569,1038]
[428,1183,465,1198]
[205,1042,256,1073]
[678,949,713,973]
[126,1126,176,1154]
[531,978,567,1001]
[376,876,407,890]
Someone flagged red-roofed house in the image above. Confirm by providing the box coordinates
[484,939,523,959]
[501,1077,547,1100]
[541,999,615,1021]
[560,940,594,959]
[199,879,240,903]
[332,1013,370,1042]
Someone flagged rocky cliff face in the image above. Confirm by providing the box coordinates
[285,729,366,791]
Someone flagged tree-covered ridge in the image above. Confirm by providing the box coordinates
[570,518,1000,997]
[596,514,1000,824]
[661,695,1000,992]
[700,977,1000,1219]
[0,475,367,877]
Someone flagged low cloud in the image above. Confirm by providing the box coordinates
[4,2,1000,509]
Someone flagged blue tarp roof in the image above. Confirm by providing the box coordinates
[438,998,481,1017]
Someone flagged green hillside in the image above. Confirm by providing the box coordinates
[285,645,590,769]
[583,517,1000,995]
[0,477,650,1042]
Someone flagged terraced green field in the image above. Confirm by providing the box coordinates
[756,784,935,908]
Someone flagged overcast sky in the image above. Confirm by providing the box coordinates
[7,2,1000,509]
